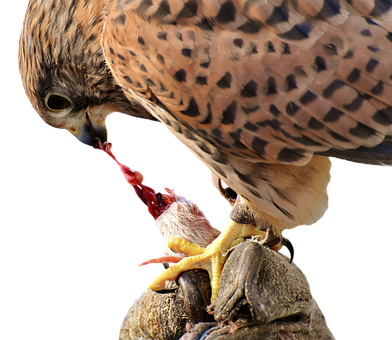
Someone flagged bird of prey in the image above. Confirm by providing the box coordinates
[19,0,392,305]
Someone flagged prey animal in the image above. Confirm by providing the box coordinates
[95,140,264,302]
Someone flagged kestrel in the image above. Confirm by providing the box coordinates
[19,0,392,305]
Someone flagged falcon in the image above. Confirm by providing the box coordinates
[19,0,392,305]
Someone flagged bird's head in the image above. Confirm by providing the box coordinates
[18,0,155,147]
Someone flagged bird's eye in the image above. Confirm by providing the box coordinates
[45,93,73,113]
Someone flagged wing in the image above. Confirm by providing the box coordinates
[103,0,392,166]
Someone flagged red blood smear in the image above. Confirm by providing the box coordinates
[93,140,175,220]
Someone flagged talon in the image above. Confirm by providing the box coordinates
[259,229,295,263]
[148,221,254,306]
[282,237,294,263]
[223,187,237,202]
[147,221,269,306]
[212,175,237,205]
[154,286,178,294]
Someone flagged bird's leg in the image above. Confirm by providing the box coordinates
[147,193,267,307]
[148,220,263,307]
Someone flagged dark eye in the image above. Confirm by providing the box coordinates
[45,93,73,112]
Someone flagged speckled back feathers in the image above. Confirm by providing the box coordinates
[105,0,392,165]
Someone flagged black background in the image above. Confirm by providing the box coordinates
[13,2,392,339]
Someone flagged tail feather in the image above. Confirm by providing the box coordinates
[317,136,392,165]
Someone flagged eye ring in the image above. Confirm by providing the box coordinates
[45,93,74,116]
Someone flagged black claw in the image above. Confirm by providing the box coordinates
[154,286,178,294]
[218,179,237,201]
[263,232,294,264]
[282,237,294,263]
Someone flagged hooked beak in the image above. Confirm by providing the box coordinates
[67,111,108,147]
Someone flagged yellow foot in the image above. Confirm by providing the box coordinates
[148,221,265,307]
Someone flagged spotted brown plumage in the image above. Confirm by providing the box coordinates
[102,0,392,229]
[19,0,392,305]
